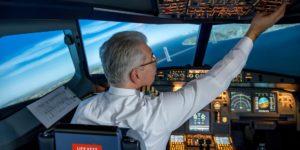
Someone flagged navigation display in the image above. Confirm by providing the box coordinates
[254,92,276,112]
[189,111,210,132]
[230,90,252,112]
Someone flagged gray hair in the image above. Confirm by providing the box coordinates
[100,31,147,87]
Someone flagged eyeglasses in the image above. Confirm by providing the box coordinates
[138,53,157,67]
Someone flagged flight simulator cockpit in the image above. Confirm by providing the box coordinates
[1,0,300,150]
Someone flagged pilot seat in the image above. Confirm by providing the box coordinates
[38,124,140,150]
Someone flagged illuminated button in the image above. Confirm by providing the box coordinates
[188,73,194,78]
[214,102,221,110]
[222,117,228,123]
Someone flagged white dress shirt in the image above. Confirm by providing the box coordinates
[71,37,253,150]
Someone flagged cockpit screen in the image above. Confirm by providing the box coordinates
[189,111,210,132]
[254,92,276,112]
[215,136,230,144]
[170,135,184,142]
[230,90,252,112]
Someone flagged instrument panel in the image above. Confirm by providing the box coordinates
[157,69,209,82]
[157,0,292,20]
[153,67,298,150]
[155,68,296,83]
[153,68,298,134]
[155,68,297,118]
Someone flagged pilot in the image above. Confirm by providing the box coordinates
[71,4,286,150]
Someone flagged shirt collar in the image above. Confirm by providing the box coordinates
[108,86,140,96]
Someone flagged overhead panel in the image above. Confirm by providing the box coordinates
[157,0,292,20]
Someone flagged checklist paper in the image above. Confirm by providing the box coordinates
[27,86,81,128]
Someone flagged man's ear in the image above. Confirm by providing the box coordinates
[129,68,140,84]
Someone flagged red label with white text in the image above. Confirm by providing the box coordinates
[72,143,102,150]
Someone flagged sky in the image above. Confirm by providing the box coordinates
[0,30,75,108]
[79,20,200,74]
[0,22,200,109]
[205,24,300,77]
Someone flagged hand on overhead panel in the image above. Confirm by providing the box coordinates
[245,4,287,41]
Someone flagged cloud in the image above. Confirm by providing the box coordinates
[84,23,144,46]
[137,24,199,46]
[2,48,68,79]
[81,21,121,35]
[0,34,64,75]
[82,21,200,47]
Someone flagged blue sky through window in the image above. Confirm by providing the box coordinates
[0,30,75,109]
[204,24,300,77]
[79,20,201,74]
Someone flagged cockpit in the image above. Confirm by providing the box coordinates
[1,0,300,150]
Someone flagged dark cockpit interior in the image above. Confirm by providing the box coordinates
[1,0,300,150]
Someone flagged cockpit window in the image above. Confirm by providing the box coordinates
[79,20,200,75]
[0,30,75,109]
[204,23,300,77]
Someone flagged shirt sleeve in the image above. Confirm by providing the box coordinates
[160,37,253,131]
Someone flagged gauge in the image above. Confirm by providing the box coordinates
[230,91,252,112]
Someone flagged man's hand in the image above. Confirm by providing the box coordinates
[246,4,287,41]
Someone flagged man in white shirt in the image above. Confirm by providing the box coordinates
[72,5,286,150]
